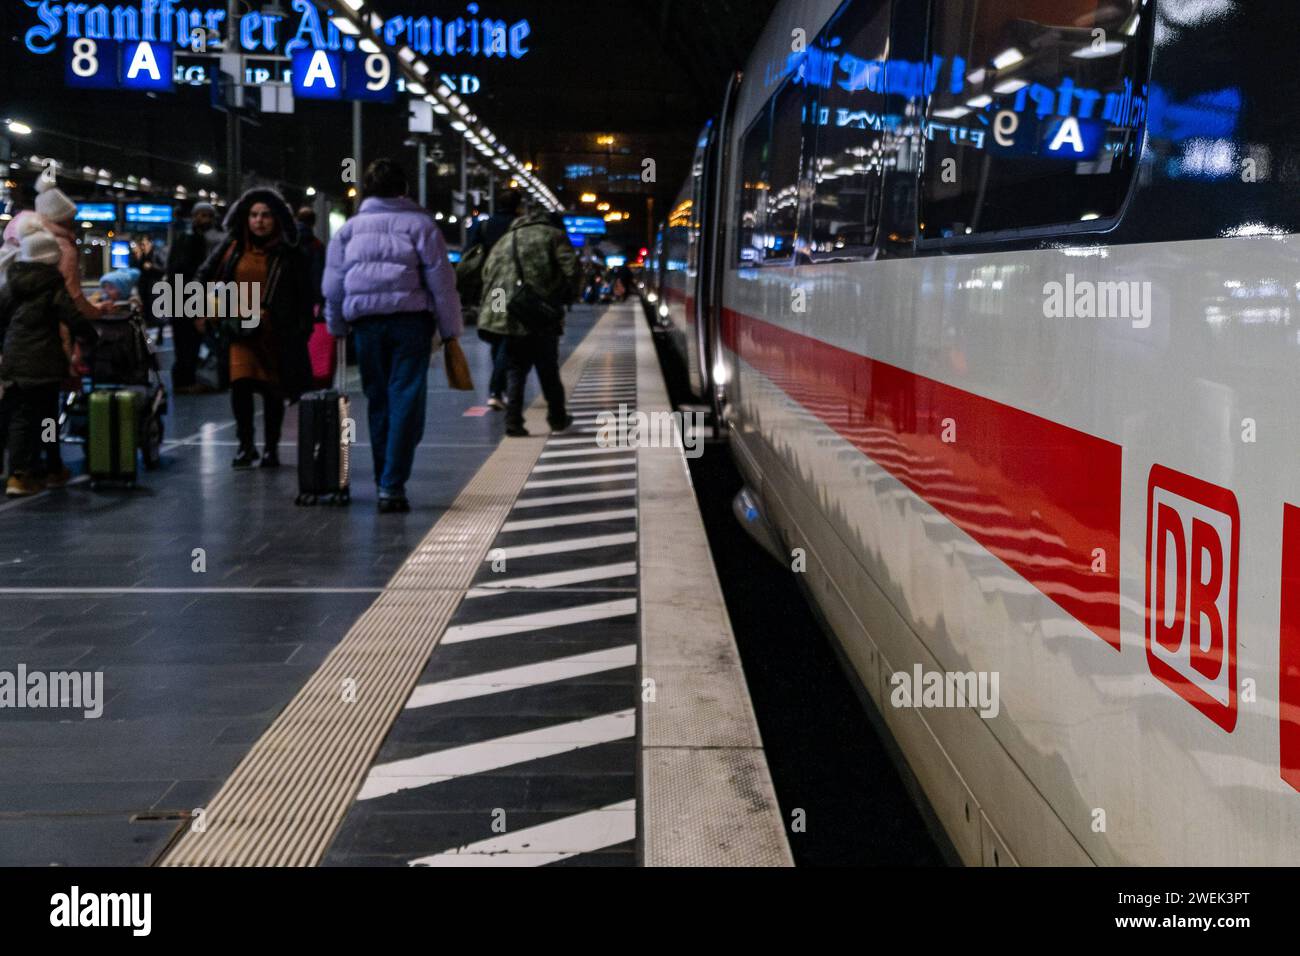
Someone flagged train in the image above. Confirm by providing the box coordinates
[650,0,1300,865]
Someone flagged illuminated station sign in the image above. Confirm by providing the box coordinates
[23,0,529,99]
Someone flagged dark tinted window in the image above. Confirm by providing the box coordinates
[763,81,805,261]
[920,0,1150,240]
[737,107,768,265]
[807,0,892,258]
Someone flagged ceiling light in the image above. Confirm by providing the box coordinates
[992,48,1024,69]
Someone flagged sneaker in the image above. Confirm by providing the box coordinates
[260,450,281,469]
[505,425,530,438]
[44,467,73,490]
[377,495,411,514]
[549,414,575,434]
[487,394,505,411]
[232,446,260,469]
[5,474,44,498]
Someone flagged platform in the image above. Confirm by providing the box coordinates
[0,304,789,867]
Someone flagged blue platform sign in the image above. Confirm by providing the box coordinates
[64,38,119,89]
[125,203,174,225]
[292,49,344,101]
[121,41,173,92]
[343,52,395,103]
[76,203,118,223]
[564,216,607,237]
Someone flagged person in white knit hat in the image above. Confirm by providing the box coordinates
[33,176,100,322]
[0,228,97,496]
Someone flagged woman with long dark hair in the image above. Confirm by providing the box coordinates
[198,188,313,469]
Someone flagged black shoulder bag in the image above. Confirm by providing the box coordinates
[506,228,565,334]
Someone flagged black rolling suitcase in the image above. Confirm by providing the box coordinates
[296,338,351,506]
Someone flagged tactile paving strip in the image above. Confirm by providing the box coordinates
[159,311,622,867]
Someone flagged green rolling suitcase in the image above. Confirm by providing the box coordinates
[88,389,138,488]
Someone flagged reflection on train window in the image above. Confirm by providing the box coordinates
[808,0,891,259]
[737,107,768,265]
[763,81,805,262]
[920,0,1151,240]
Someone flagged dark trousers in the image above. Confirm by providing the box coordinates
[171,317,202,388]
[489,335,509,398]
[504,334,566,430]
[231,379,285,451]
[353,314,433,497]
[3,383,60,477]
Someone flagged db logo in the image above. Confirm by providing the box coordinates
[1145,466,1239,731]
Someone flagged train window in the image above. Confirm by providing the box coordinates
[919,0,1151,240]
[763,81,805,262]
[737,107,768,266]
[808,0,892,259]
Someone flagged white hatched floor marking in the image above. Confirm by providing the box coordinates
[488,532,636,560]
[467,561,638,595]
[441,598,637,643]
[512,489,636,508]
[523,473,637,490]
[408,800,638,867]
[357,710,636,800]
[405,645,637,709]
[531,458,636,473]
[545,437,604,446]
[499,509,636,533]
[539,447,629,459]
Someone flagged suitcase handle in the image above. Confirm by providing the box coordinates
[334,336,347,393]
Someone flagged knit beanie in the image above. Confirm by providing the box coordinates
[34,176,77,224]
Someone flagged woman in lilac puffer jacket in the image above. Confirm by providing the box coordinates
[322,159,464,513]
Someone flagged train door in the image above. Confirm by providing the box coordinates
[700,71,743,422]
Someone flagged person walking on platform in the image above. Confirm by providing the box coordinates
[166,202,222,393]
[461,189,523,410]
[198,188,313,470]
[323,158,464,514]
[0,229,97,497]
[477,206,580,438]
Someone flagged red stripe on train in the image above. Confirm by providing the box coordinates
[721,308,1123,649]
[1280,504,1300,791]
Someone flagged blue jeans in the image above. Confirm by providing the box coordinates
[352,314,433,498]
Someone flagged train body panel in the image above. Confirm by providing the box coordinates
[663,0,1300,864]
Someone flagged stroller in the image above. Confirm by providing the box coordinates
[61,302,168,472]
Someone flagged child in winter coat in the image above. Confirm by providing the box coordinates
[0,230,97,496]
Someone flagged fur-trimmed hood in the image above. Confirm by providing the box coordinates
[222,187,298,245]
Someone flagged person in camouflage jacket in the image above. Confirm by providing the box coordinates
[477,210,580,436]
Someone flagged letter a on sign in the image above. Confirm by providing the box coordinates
[293,50,343,100]
[304,51,337,89]
[122,41,174,91]
[127,42,161,81]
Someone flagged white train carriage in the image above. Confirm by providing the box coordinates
[656,0,1300,864]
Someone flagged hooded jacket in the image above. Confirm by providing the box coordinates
[0,261,97,387]
[476,211,580,337]
[322,195,463,340]
[42,218,100,321]
[196,187,314,401]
